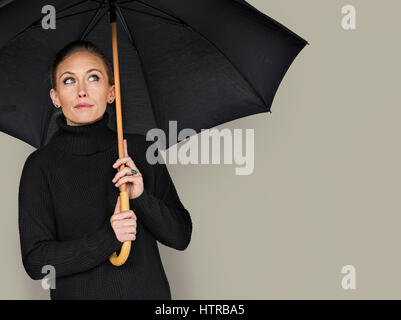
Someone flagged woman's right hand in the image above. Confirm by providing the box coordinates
[110,196,137,243]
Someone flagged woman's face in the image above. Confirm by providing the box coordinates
[50,51,115,126]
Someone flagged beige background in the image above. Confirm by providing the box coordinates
[1,0,400,299]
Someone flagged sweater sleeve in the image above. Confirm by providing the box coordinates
[18,152,122,280]
[129,147,192,251]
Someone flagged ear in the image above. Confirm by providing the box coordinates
[49,88,60,107]
[108,84,116,104]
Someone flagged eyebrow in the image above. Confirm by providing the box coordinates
[59,68,103,79]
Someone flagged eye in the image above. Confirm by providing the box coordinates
[63,77,74,84]
[89,74,99,81]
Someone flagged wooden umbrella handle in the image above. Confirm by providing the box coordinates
[108,20,132,266]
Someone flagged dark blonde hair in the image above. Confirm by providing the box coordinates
[49,40,114,90]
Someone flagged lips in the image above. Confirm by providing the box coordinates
[75,103,93,109]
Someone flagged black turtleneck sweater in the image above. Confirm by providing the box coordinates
[18,111,192,300]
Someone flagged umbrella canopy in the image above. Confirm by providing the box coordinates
[0,0,308,150]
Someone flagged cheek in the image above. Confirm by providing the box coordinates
[58,90,74,106]
[89,85,109,102]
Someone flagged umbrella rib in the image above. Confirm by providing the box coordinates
[79,0,107,40]
[118,5,185,27]
[57,0,92,15]
[7,0,92,42]
[115,5,137,50]
[189,25,270,111]
[80,8,108,40]
[119,2,268,113]
[89,0,132,3]
[117,0,139,4]
[234,0,309,45]
[26,6,108,27]
[133,1,271,110]
[115,5,161,129]
[128,0,188,26]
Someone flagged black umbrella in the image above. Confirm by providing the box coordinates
[0,0,308,265]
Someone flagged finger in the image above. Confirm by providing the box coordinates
[114,217,137,225]
[127,234,136,241]
[118,227,137,235]
[113,218,137,228]
[112,156,138,171]
[111,167,140,183]
[113,168,142,185]
[115,227,137,236]
[113,196,120,214]
[113,156,138,171]
[114,217,136,228]
[115,175,143,188]
[114,210,136,220]
[112,167,132,183]
[119,233,136,241]
[112,210,137,221]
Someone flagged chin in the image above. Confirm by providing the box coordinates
[70,108,102,125]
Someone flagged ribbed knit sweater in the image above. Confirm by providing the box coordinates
[18,111,192,300]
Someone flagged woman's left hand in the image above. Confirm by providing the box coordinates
[112,139,144,199]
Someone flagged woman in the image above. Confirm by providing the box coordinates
[18,40,192,300]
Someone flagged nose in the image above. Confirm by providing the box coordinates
[78,82,87,98]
